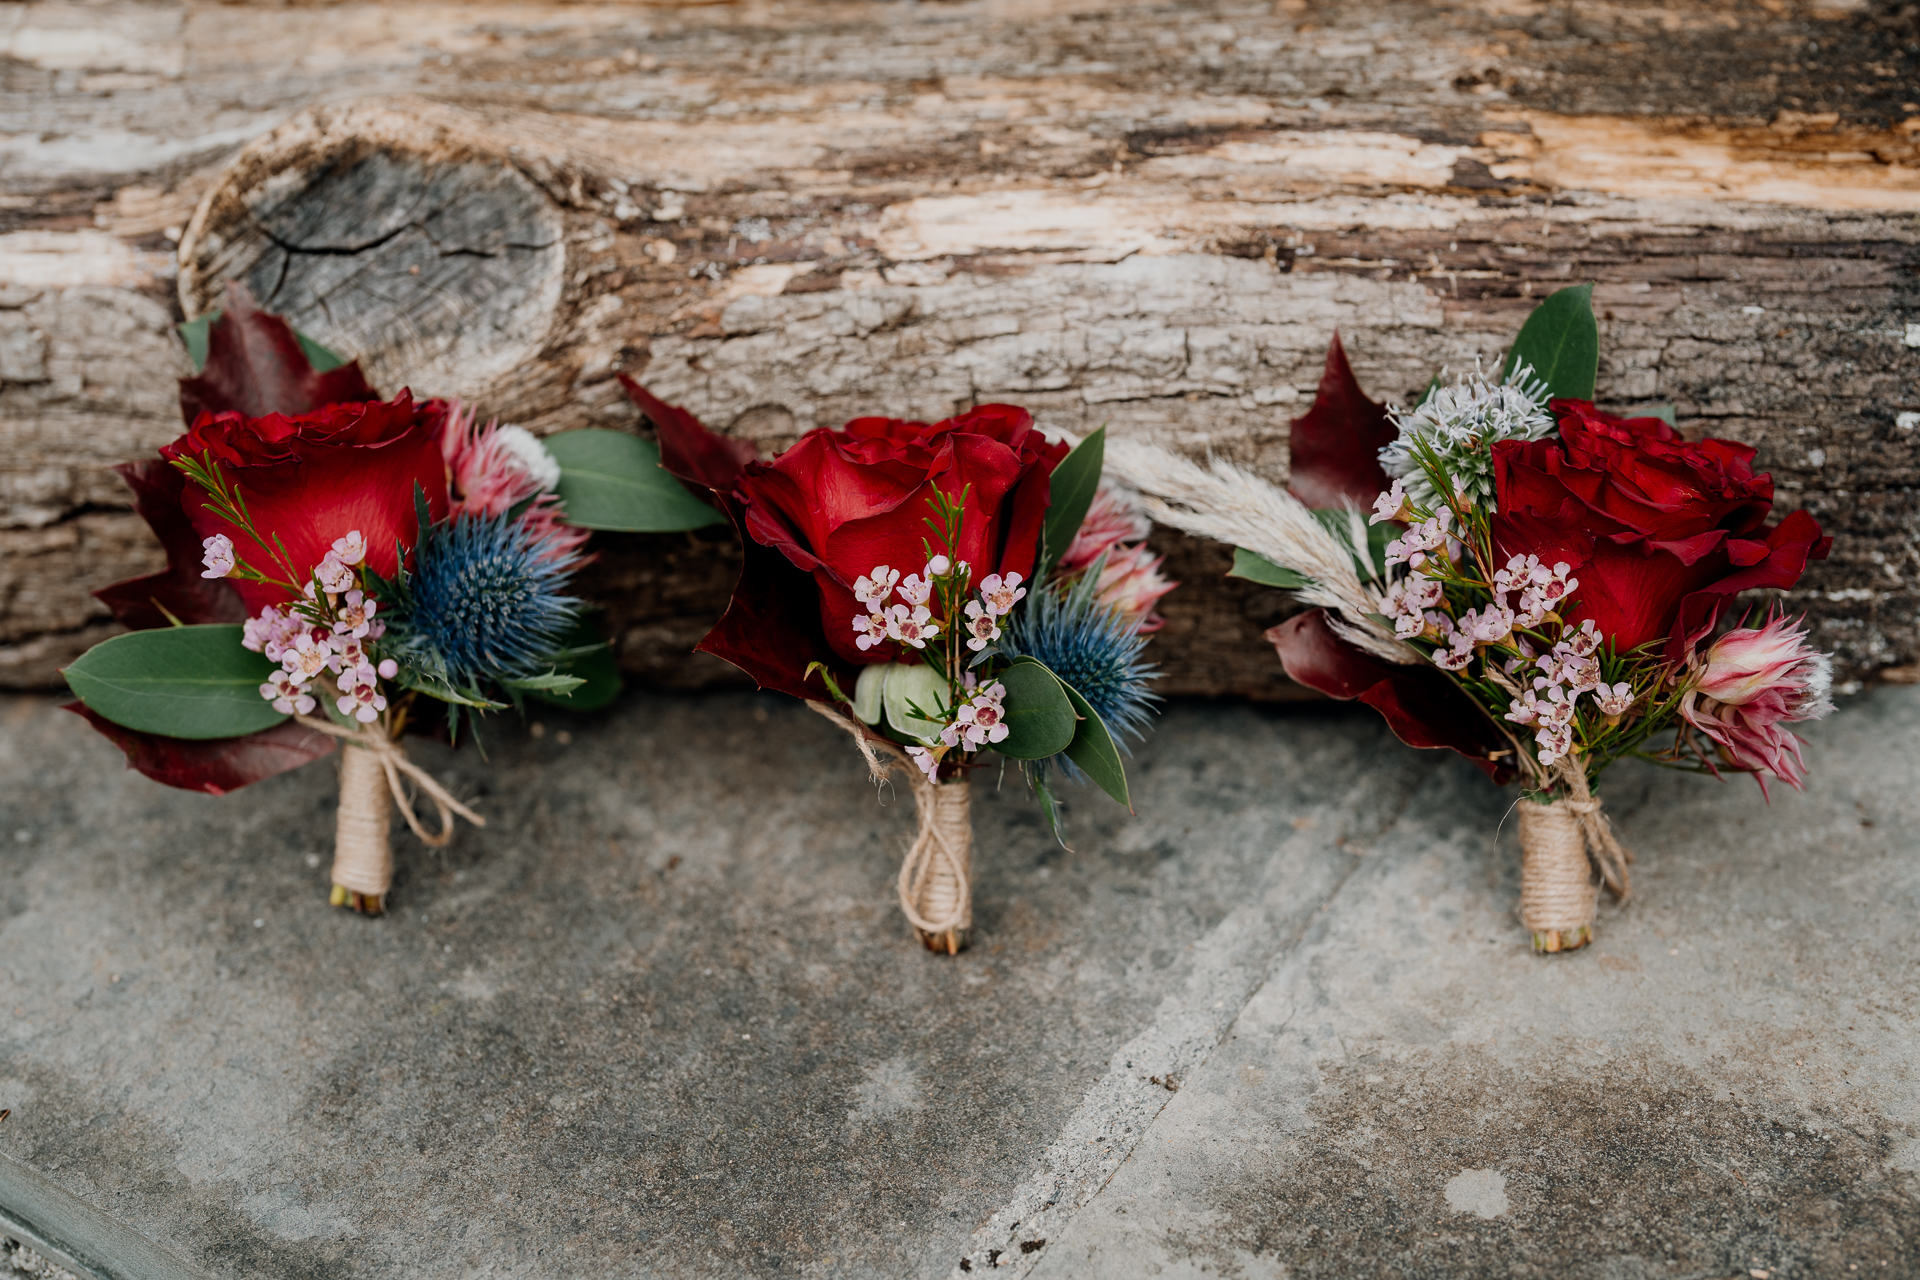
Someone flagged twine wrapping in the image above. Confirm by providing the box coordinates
[808,701,974,953]
[333,744,394,897]
[296,716,485,905]
[1516,762,1635,952]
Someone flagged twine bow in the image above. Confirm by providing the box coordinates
[296,715,485,847]
[808,701,972,939]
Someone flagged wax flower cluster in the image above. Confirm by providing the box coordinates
[218,530,399,723]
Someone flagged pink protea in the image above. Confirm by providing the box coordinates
[1058,484,1152,573]
[1091,544,1177,633]
[440,401,589,564]
[1680,611,1833,795]
[1058,482,1177,631]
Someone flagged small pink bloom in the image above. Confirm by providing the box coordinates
[925,555,953,578]
[1534,722,1574,767]
[200,534,235,579]
[242,606,287,655]
[337,680,388,725]
[316,554,354,595]
[330,530,367,567]
[1594,682,1635,717]
[963,600,1001,652]
[1370,479,1410,526]
[905,745,942,781]
[851,611,889,652]
[332,589,378,640]
[377,658,399,679]
[884,604,940,648]
[977,572,1027,617]
[855,566,901,609]
[897,573,934,607]
[260,670,316,717]
[282,633,331,681]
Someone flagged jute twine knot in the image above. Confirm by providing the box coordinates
[296,716,485,903]
[809,701,973,953]
[1516,759,1635,952]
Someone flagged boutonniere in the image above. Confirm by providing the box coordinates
[627,382,1175,952]
[65,286,724,914]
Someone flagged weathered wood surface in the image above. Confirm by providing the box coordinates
[3,0,1916,696]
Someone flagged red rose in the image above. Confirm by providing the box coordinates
[1491,401,1830,654]
[735,405,1068,665]
[159,392,452,613]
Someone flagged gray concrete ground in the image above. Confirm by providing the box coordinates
[0,687,1915,1279]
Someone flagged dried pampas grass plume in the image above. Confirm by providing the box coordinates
[1101,439,1417,665]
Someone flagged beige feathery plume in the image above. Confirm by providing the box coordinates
[1102,439,1418,665]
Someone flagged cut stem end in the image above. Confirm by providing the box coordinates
[1532,925,1591,953]
[916,927,967,955]
[329,882,385,915]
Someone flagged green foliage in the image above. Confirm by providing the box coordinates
[543,429,727,532]
[63,625,288,740]
[1502,284,1598,402]
[994,657,1077,760]
[882,662,951,743]
[1040,428,1106,576]
[521,618,622,711]
[1057,680,1129,808]
[1228,547,1314,591]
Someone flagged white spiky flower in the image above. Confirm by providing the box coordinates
[1379,363,1555,512]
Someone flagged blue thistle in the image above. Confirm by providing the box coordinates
[1002,564,1160,780]
[385,511,581,692]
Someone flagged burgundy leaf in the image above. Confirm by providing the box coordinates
[93,459,246,630]
[65,702,334,796]
[697,534,857,703]
[1267,609,1515,783]
[1287,333,1397,509]
[616,381,850,701]
[178,281,378,423]
[619,375,759,499]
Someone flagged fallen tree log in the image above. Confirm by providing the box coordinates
[3,0,1915,696]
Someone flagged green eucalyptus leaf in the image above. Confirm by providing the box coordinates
[995,658,1077,760]
[1228,547,1315,591]
[62,625,287,740]
[1502,283,1598,402]
[1058,681,1129,808]
[1040,427,1106,576]
[882,662,949,743]
[852,664,887,725]
[544,429,726,532]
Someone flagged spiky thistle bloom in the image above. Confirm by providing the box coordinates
[1003,565,1160,777]
[440,401,589,565]
[384,511,583,690]
[1378,363,1554,512]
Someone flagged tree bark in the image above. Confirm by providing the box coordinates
[4,0,1915,695]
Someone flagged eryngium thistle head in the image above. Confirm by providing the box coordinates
[1379,363,1555,512]
[1003,565,1160,777]
[390,511,581,688]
